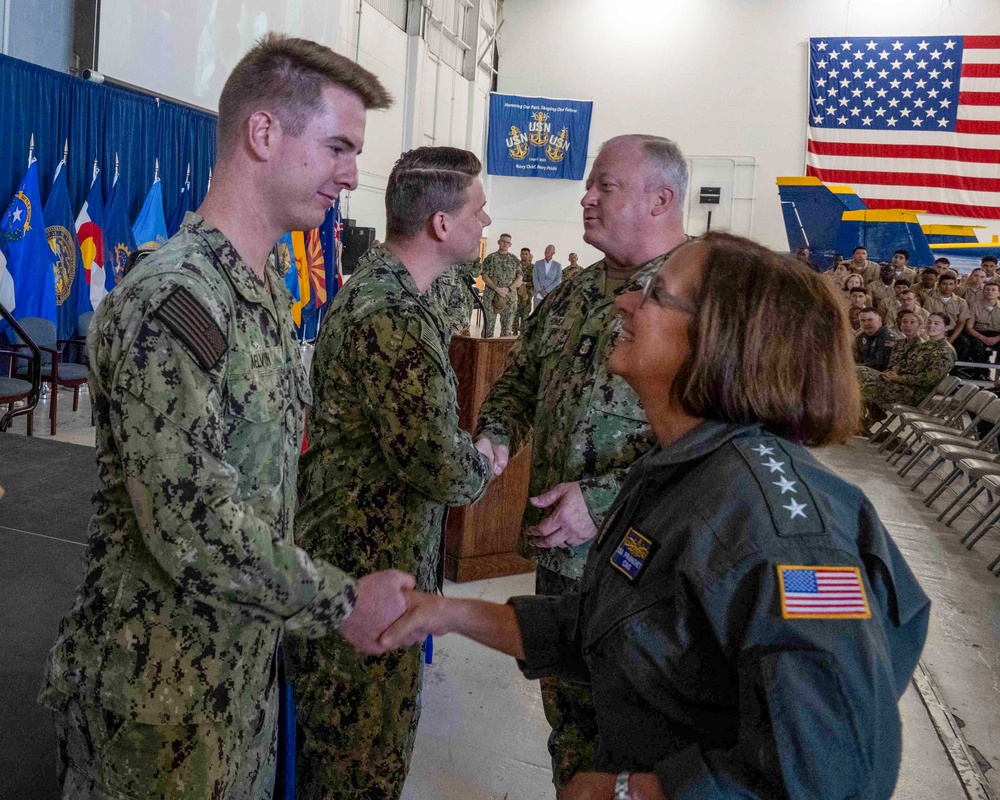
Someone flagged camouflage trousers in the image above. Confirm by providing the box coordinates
[857,366,925,418]
[514,287,533,334]
[481,288,517,337]
[287,636,423,799]
[536,566,599,788]
[49,689,278,800]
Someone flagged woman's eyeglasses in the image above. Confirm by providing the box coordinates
[639,274,697,316]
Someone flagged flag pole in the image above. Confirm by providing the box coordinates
[92,157,99,183]
[184,163,191,188]
[62,139,69,165]
[27,133,35,167]
[114,152,120,183]
[154,158,160,182]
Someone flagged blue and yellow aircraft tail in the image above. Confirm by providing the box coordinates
[776,177,998,269]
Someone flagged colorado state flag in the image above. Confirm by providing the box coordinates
[75,171,106,308]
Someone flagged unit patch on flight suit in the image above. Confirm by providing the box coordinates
[610,527,654,582]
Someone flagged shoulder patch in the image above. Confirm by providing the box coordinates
[777,564,871,619]
[733,438,825,537]
[154,286,228,371]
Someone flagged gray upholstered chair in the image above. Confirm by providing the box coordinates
[12,317,90,435]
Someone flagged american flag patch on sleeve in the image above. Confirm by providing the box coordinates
[777,565,871,619]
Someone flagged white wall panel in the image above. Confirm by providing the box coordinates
[489,0,1000,259]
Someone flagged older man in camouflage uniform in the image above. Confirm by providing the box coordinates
[475,134,689,788]
[288,147,495,799]
[481,233,520,336]
[37,36,413,800]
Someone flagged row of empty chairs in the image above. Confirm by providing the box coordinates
[0,312,92,436]
[868,377,1000,576]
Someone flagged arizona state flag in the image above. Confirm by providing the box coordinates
[289,230,311,327]
[44,162,88,339]
[75,171,106,308]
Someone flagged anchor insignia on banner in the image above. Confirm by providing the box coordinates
[507,125,530,160]
[528,111,551,147]
[545,128,570,163]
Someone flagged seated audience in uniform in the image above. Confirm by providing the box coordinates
[932,256,951,276]
[923,273,971,353]
[848,287,869,314]
[885,290,929,337]
[965,281,1000,379]
[891,249,917,284]
[982,255,999,282]
[843,273,871,307]
[957,267,986,306]
[915,268,939,305]
[858,311,957,424]
[866,264,896,307]
[379,232,930,800]
[841,245,879,284]
[848,305,862,332]
[854,307,900,371]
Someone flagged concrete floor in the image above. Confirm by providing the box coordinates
[5,389,1000,799]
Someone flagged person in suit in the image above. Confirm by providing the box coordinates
[533,244,563,305]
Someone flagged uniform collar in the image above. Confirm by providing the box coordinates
[640,420,765,468]
[179,212,270,305]
[358,243,423,300]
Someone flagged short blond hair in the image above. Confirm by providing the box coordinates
[217,33,392,155]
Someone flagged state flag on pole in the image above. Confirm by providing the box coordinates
[132,178,168,249]
[276,232,300,302]
[319,199,344,308]
[44,162,89,339]
[167,178,190,238]
[103,175,136,290]
[75,170,106,309]
[1,160,57,325]
[289,230,312,327]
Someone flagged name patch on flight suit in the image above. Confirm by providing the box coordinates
[610,527,654,582]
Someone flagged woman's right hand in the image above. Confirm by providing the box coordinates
[379,590,451,649]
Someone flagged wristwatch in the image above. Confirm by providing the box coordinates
[614,771,633,800]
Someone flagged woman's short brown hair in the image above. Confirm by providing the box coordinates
[675,231,861,446]
[217,33,392,156]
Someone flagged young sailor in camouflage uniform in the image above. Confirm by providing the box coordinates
[859,310,957,422]
[288,147,495,799]
[481,233,520,336]
[38,35,413,800]
[474,134,690,788]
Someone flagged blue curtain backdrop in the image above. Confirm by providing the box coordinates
[0,53,216,236]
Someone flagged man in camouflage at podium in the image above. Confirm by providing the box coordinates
[480,232,520,336]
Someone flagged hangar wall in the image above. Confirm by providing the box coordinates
[489,0,1000,265]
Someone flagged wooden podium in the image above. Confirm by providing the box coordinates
[445,335,535,582]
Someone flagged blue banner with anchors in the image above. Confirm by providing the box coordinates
[487,93,592,180]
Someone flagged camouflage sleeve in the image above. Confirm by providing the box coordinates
[894,342,955,387]
[112,291,356,638]
[475,307,544,450]
[350,311,491,506]
[579,468,630,526]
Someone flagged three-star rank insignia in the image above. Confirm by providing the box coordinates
[610,527,655,582]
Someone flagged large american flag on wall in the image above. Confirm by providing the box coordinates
[806,35,1000,219]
